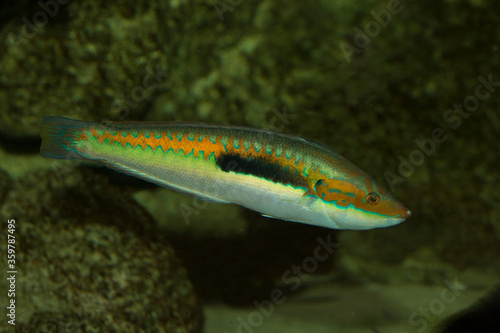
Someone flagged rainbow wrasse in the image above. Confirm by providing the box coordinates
[40,116,411,230]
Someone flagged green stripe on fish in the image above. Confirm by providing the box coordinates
[40,116,411,230]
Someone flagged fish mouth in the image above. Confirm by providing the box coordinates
[400,208,412,219]
[386,208,411,226]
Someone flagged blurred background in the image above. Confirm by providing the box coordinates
[0,0,499,332]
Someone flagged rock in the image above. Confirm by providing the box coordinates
[0,168,203,332]
[437,285,500,333]
[0,168,13,203]
[0,0,170,137]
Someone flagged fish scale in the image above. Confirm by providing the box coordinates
[40,116,411,230]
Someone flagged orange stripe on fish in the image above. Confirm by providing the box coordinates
[40,116,411,230]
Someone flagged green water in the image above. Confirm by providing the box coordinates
[0,0,499,332]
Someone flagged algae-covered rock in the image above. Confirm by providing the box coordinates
[0,0,171,137]
[0,168,13,203]
[0,168,203,332]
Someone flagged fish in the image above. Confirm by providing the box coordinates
[39,116,411,230]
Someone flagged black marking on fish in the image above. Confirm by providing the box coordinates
[216,152,308,188]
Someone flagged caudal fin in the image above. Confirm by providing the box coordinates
[40,116,91,159]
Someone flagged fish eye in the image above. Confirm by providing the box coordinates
[366,192,380,206]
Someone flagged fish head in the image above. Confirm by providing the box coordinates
[314,176,411,230]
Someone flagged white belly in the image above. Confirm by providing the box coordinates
[212,172,335,229]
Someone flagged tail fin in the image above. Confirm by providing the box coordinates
[40,116,91,159]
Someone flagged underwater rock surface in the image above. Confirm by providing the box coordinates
[0,168,203,332]
[0,0,171,137]
[0,168,13,203]
[437,284,500,333]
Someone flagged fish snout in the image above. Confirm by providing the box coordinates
[401,208,412,219]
